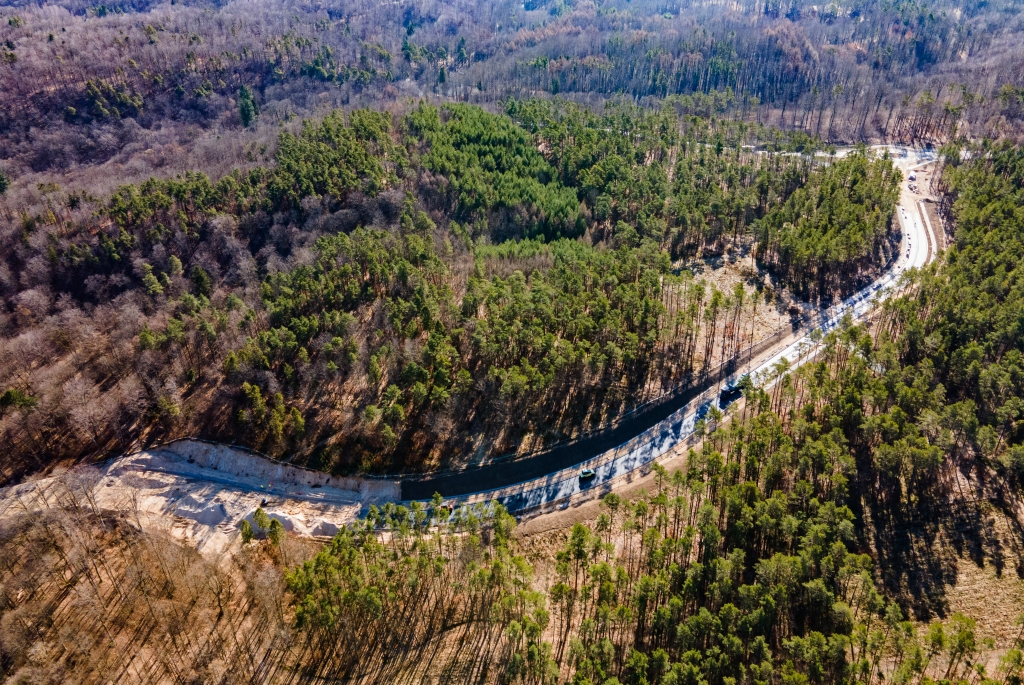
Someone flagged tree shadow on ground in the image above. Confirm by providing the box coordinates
[858,460,1022,622]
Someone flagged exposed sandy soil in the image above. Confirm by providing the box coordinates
[0,440,399,555]
[692,248,811,342]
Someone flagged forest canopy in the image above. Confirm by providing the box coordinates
[2,0,1024,682]
[0,100,900,479]
[267,142,1024,685]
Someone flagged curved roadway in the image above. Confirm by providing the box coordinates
[413,146,940,515]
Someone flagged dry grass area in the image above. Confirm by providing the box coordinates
[0,473,317,683]
[686,245,812,348]
[859,460,1024,674]
[623,242,812,410]
[942,510,1024,649]
[921,200,948,251]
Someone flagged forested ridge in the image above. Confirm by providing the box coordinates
[0,99,900,479]
[755,152,901,299]
[2,0,1024,678]
[6,138,1024,684]
[1,0,1023,200]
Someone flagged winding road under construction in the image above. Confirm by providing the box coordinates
[91,147,943,525]
[403,145,942,516]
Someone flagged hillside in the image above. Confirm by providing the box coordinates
[0,100,903,480]
[2,0,1024,682]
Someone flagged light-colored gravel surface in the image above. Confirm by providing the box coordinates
[0,440,400,555]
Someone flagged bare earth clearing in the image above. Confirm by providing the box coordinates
[0,440,399,554]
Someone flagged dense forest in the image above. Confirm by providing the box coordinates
[0,0,1009,479]
[2,0,1024,680]
[281,139,1024,684]
[3,143,1024,683]
[0,98,901,479]
[1,0,1023,197]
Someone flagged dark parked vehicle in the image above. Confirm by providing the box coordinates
[719,375,749,407]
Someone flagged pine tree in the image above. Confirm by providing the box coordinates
[238,85,258,127]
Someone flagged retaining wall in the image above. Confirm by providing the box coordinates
[161,439,401,503]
